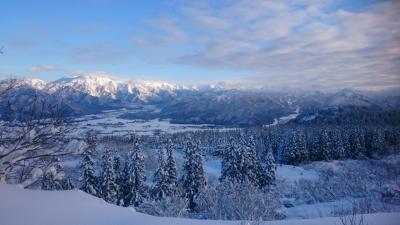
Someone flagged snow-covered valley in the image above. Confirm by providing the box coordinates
[68,107,224,136]
[2,0,400,223]
[1,75,400,225]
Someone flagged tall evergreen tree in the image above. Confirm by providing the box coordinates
[152,145,167,200]
[165,138,178,196]
[120,158,131,207]
[371,128,385,155]
[244,135,266,187]
[265,148,276,187]
[220,137,240,184]
[101,149,118,204]
[126,136,147,207]
[80,133,99,196]
[340,129,351,159]
[220,135,265,188]
[349,128,365,158]
[309,130,323,161]
[113,155,124,206]
[181,137,206,211]
[321,129,333,160]
[285,130,307,164]
[336,137,347,160]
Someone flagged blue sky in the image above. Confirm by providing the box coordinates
[0,0,399,90]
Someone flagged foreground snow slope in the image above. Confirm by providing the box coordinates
[0,184,399,225]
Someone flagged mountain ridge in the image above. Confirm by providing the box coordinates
[1,75,399,126]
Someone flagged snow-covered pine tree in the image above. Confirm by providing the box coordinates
[42,163,74,190]
[220,135,265,188]
[364,128,385,158]
[165,138,177,197]
[285,130,307,164]
[113,155,124,206]
[244,135,266,188]
[265,147,276,187]
[193,141,206,188]
[127,136,147,207]
[335,134,347,160]
[340,129,351,159]
[349,128,365,158]
[80,133,99,196]
[321,129,333,161]
[371,128,385,155]
[181,137,206,211]
[152,144,168,200]
[220,137,239,184]
[357,128,367,157]
[100,149,118,204]
[309,129,323,161]
[120,157,131,207]
[42,166,60,190]
[283,131,295,164]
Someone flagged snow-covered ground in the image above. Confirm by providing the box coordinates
[276,164,319,182]
[68,104,302,136]
[175,149,318,183]
[201,156,319,183]
[264,106,300,127]
[69,108,223,136]
[1,184,398,225]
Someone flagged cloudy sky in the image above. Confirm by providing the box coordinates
[0,0,399,90]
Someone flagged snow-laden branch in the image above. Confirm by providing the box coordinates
[0,79,75,184]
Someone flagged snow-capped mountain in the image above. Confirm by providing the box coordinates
[24,79,47,90]
[46,73,183,100]
[47,74,120,99]
[0,74,398,125]
[0,78,47,90]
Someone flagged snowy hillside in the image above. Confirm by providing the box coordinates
[0,184,399,225]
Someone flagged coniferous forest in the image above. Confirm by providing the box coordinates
[59,123,400,221]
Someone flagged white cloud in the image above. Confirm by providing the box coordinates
[139,0,400,90]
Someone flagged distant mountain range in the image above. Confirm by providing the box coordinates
[1,74,399,126]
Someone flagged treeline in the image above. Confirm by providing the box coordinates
[266,125,400,165]
[162,125,400,165]
[99,124,400,166]
[293,105,400,126]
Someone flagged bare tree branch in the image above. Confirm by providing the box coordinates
[0,79,74,184]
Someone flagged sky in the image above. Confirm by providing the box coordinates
[0,0,399,90]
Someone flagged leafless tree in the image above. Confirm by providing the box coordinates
[339,213,367,225]
[335,201,369,225]
[0,78,73,186]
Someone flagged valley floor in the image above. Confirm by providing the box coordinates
[0,184,399,225]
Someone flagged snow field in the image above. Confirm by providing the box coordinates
[1,184,399,225]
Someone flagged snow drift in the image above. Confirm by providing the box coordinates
[0,184,399,225]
